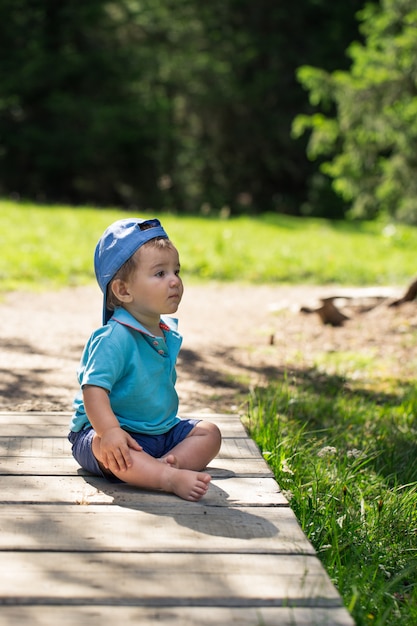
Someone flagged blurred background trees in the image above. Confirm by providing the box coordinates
[293,0,417,224]
[4,0,415,223]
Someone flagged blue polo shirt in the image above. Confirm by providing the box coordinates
[70,308,182,435]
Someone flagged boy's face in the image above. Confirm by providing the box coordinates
[122,243,184,321]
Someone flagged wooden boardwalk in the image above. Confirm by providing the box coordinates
[0,411,354,625]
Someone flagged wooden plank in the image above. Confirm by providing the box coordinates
[0,435,262,461]
[215,436,262,458]
[0,456,80,475]
[0,475,288,506]
[0,435,254,458]
[0,455,273,477]
[0,411,245,430]
[208,456,273,477]
[188,415,250,436]
[0,552,343,607]
[0,423,247,437]
[0,411,236,419]
[0,424,70,436]
[0,504,316,554]
[0,415,248,438]
[0,437,69,458]
[0,606,355,626]
[0,411,70,421]
[0,432,266,480]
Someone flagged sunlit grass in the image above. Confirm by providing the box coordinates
[1,199,417,291]
[314,350,378,377]
[245,376,417,626]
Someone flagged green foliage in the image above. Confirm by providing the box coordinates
[0,0,170,206]
[293,0,417,224]
[1,201,417,292]
[246,376,417,625]
[0,0,364,215]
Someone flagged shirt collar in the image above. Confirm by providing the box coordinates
[109,307,178,336]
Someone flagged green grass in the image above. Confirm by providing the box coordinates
[1,199,417,291]
[244,376,417,626]
[2,199,417,624]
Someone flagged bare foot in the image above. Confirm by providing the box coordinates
[164,467,211,501]
[159,453,179,468]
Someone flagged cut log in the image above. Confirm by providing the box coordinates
[389,277,417,307]
[300,298,349,327]
[316,299,350,326]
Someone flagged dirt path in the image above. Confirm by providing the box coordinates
[0,282,415,414]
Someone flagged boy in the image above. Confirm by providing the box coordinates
[68,217,221,501]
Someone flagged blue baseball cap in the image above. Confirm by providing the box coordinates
[94,217,169,324]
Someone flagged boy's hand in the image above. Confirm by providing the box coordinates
[99,426,142,473]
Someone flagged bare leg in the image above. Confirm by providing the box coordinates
[161,421,221,471]
[92,435,211,501]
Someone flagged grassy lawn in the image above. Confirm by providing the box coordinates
[1,200,417,291]
[1,199,416,625]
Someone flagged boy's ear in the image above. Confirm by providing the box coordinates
[111,279,133,303]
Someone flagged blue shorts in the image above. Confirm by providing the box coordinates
[68,418,200,481]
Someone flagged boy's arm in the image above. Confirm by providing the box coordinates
[83,385,142,473]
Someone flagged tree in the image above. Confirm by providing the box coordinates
[0,0,165,206]
[0,0,366,213]
[188,0,365,216]
[293,0,417,223]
